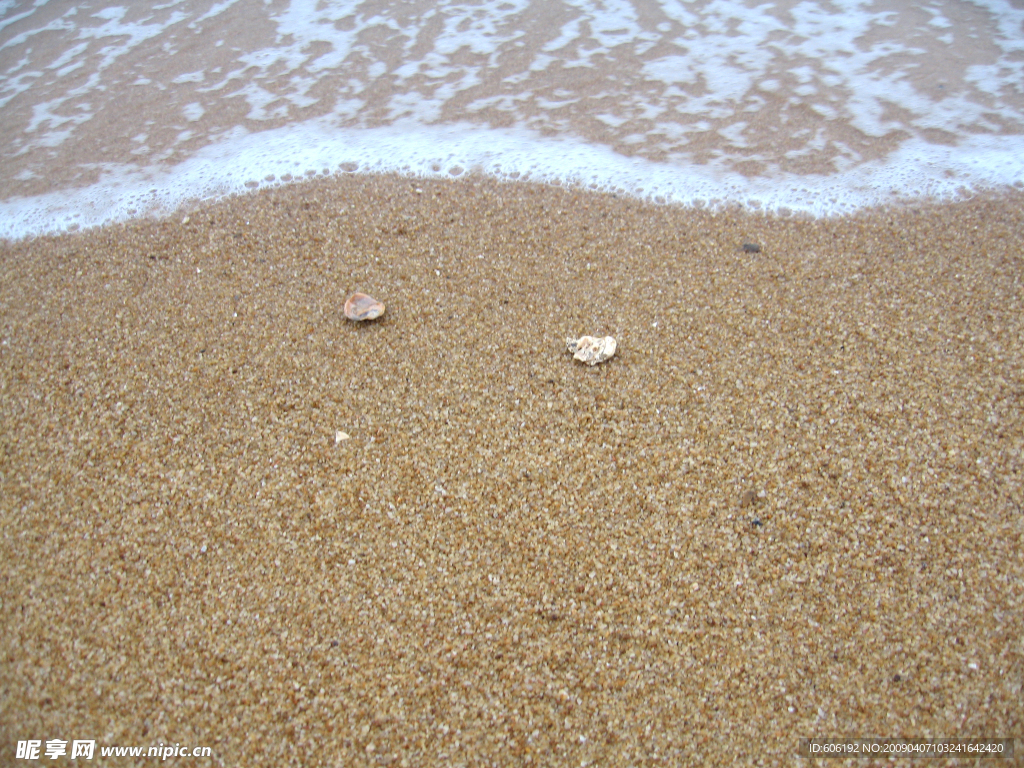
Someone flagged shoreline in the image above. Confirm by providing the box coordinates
[4,161,1024,243]
[2,173,1022,766]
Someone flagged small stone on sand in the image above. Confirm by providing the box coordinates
[566,335,617,366]
[344,292,385,321]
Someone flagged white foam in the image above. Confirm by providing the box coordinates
[1,0,1023,239]
[2,117,1022,240]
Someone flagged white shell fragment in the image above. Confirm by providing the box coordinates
[344,292,385,321]
[566,335,617,366]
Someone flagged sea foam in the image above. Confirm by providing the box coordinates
[1,0,1023,238]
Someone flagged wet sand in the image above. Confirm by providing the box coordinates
[1,175,1022,766]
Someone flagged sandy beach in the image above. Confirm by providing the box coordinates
[1,174,1022,766]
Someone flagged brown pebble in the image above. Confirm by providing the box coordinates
[739,488,759,507]
[344,292,385,321]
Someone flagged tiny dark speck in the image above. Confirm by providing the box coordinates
[330,640,339,648]
[893,674,901,682]
[742,243,761,253]
[751,518,763,527]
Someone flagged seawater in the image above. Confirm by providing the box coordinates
[1,0,1023,238]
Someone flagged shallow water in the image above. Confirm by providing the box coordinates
[1,0,1023,237]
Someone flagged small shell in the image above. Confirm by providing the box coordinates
[344,292,385,321]
[566,335,617,366]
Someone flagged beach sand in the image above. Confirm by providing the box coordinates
[1,175,1022,766]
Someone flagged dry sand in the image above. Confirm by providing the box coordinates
[1,175,1022,766]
